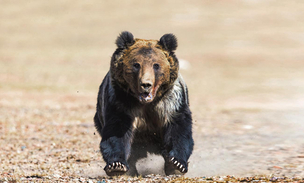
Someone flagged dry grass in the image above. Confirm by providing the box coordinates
[1,0,304,182]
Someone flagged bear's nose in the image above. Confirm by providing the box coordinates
[140,82,152,91]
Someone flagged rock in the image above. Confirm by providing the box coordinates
[53,174,61,178]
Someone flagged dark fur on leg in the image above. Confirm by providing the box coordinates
[163,105,194,175]
[99,100,134,175]
[94,73,135,176]
[99,111,133,175]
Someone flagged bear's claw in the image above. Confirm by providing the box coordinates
[169,157,187,173]
[104,161,128,176]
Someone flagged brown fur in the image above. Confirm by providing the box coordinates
[111,38,179,101]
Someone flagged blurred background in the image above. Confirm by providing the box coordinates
[1,0,304,179]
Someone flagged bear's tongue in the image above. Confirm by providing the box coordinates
[139,92,152,102]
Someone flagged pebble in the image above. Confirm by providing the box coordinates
[53,174,61,178]
[273,166,283,169]
[218,177,225,182]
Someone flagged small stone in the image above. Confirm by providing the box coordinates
[53,174,61,178]
[218,177,225,181]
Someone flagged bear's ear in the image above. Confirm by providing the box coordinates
[159,33,178,52]
[115,31,135,49]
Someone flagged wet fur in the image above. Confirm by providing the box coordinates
[94,31,194,176]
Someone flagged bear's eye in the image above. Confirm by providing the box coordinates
[153,63,160,70]
[133,63,140,69]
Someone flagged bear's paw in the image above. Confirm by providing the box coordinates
[104,161,129,176]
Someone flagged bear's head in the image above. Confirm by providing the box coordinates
[110,31,179,104]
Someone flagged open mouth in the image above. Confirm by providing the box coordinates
[139,92,153,103]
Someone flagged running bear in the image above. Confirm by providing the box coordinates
[94,31,194,176]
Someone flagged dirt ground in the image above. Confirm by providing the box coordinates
[1,0,304,182]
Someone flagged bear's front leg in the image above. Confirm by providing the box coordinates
[163,107,194,175]
[100,110,133,176]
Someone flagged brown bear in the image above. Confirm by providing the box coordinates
[94,31,194,176]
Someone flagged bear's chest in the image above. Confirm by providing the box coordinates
[131,107,164,131]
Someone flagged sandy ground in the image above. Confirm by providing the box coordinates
[1,0,304,182]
